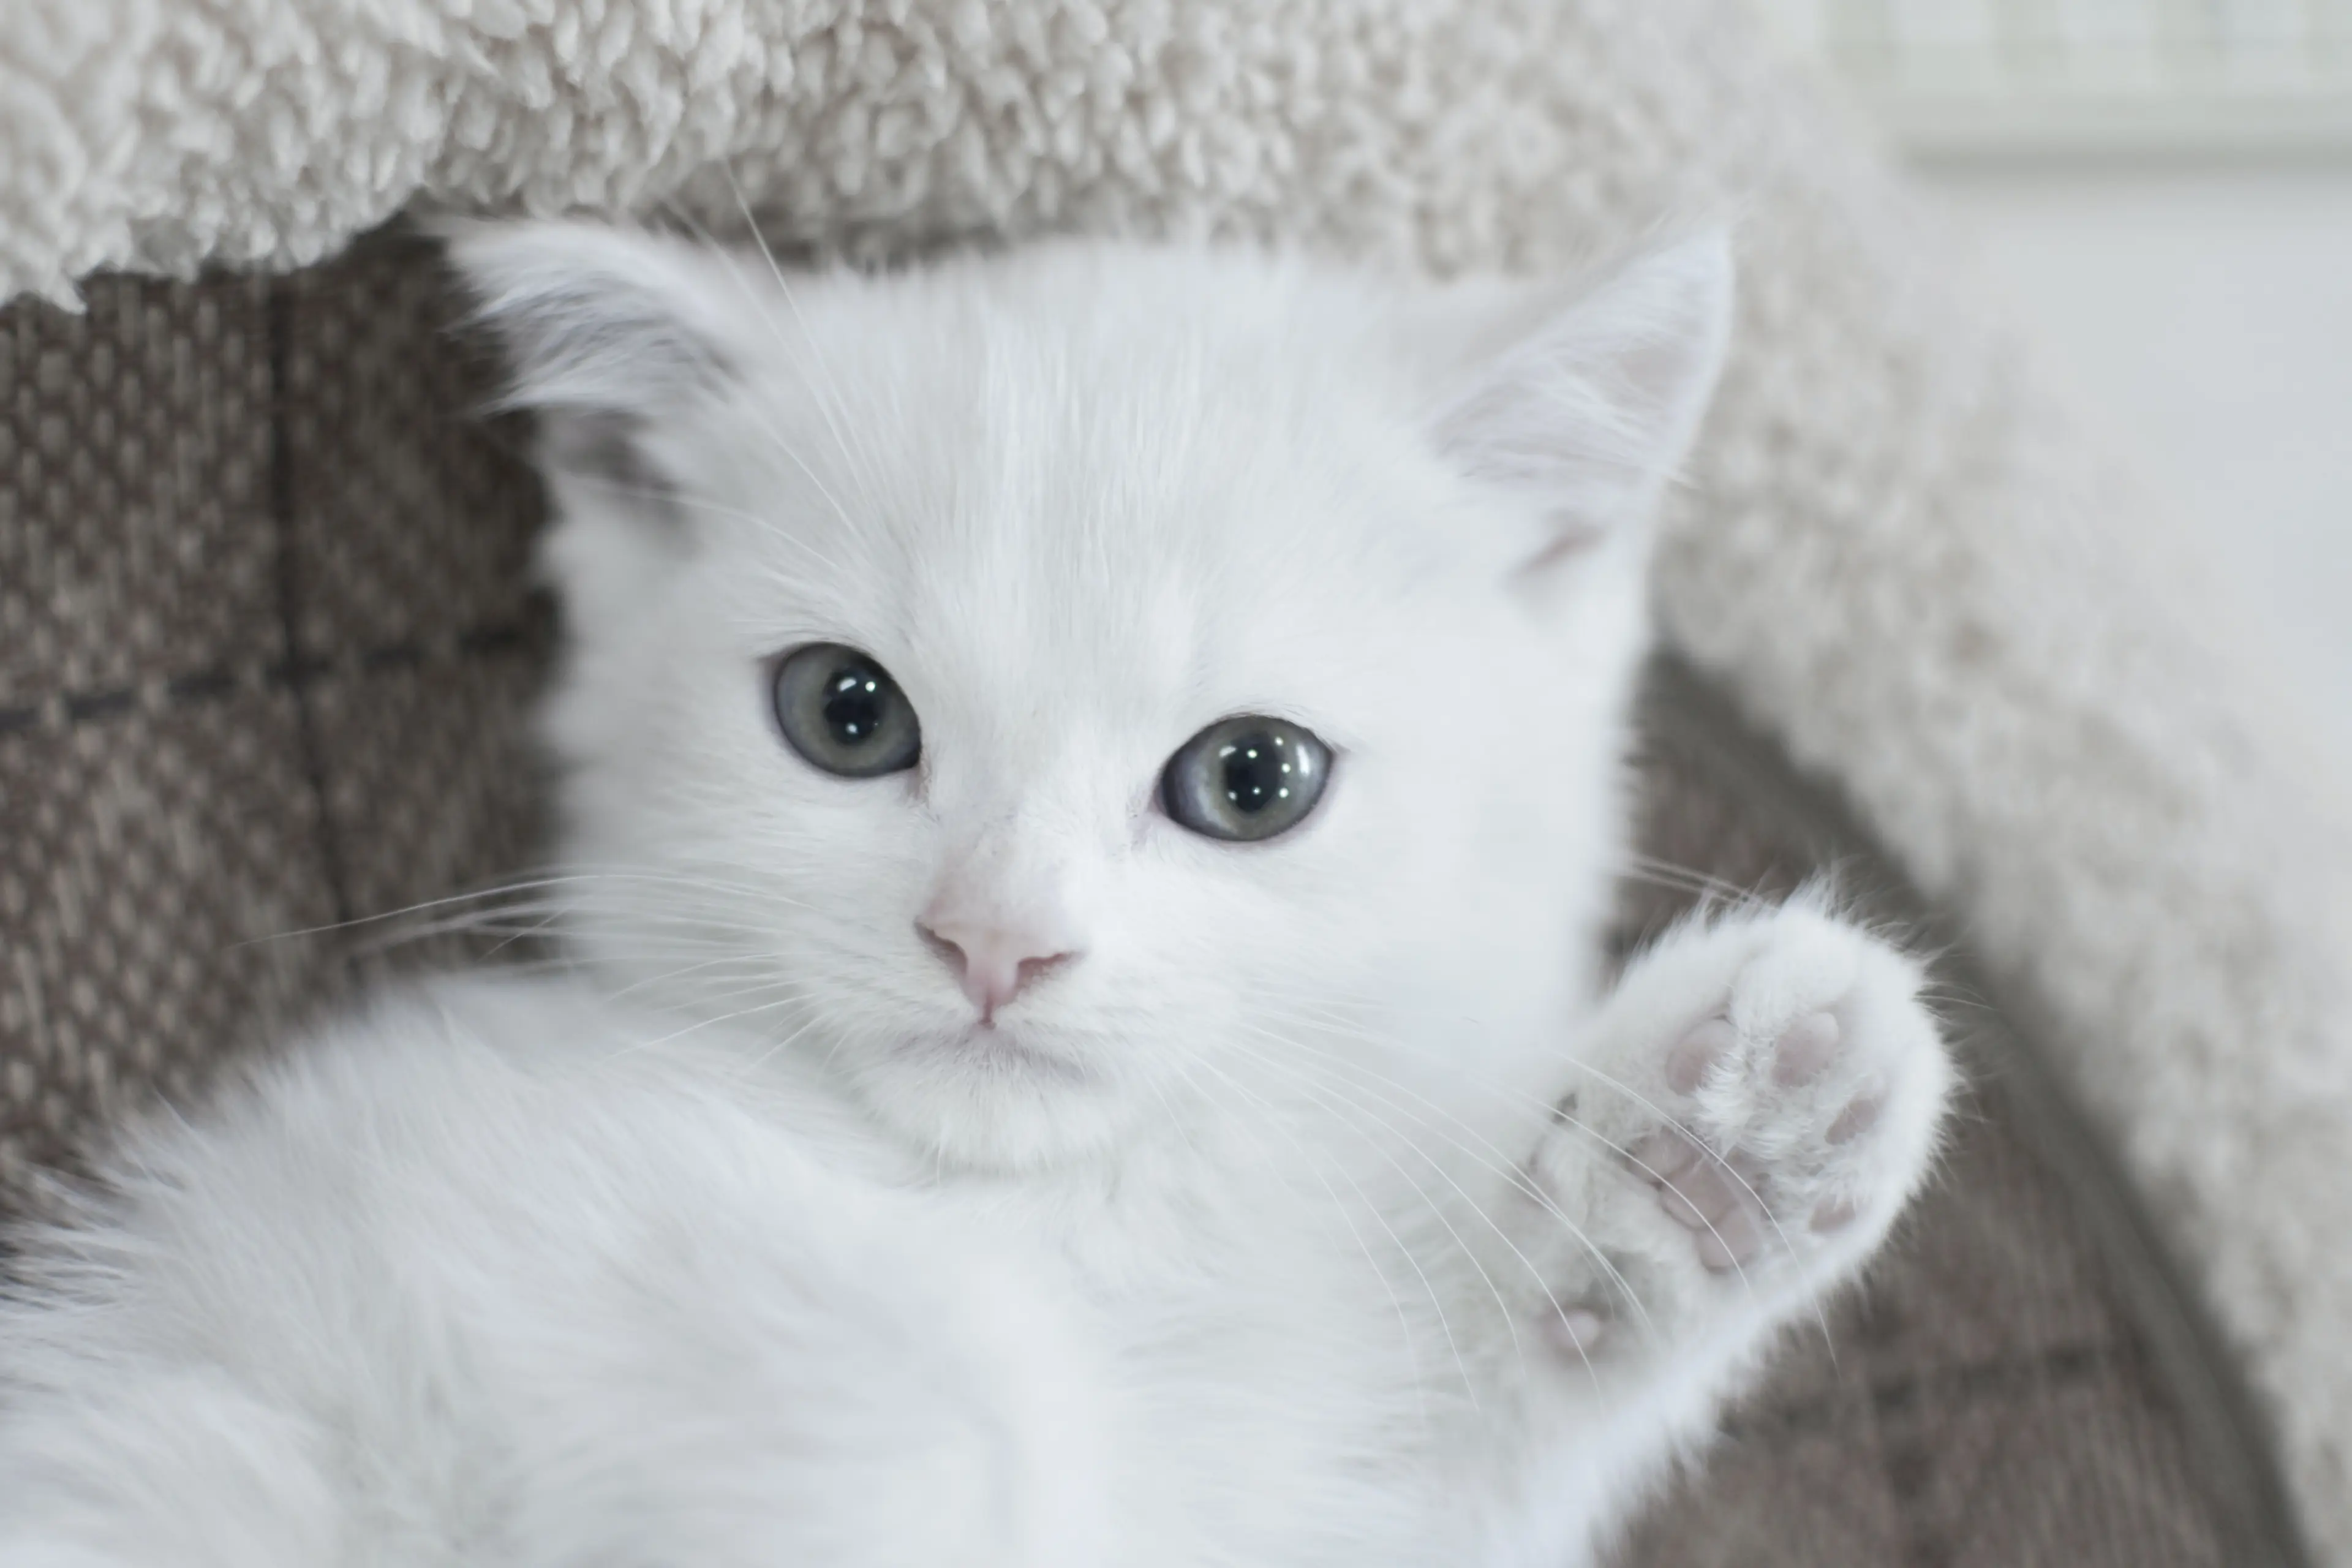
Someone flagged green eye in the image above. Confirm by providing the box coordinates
[1161,717,1331,842]
[772,644,921,778]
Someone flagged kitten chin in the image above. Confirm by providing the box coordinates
[924,1022,1094,1084]
[850,1027,1148,1173]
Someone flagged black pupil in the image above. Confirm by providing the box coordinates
[1219,730,1296,816]
[821,666,889,748]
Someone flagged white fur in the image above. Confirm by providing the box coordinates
[0,229,1951,1566]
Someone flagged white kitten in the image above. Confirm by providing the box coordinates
[0,225,1953,1567]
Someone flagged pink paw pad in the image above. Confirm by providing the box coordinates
[1542,1305,1609,1357]
[1771,1011,1841,1085]
[1663,1018,1736,1093]
[1810,1197,1859,1233]
[1828,1096,1882,1145]
[1630,1130,1770,1272]
[1637,1008,1885,1272]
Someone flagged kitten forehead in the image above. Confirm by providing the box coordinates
[455,220,1732,753]
[690,247,1482,712]
[738,247,1452,558]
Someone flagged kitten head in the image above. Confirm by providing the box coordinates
[450,222,1732,1172]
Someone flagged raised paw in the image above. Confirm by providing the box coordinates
[1616,906,1951,1282]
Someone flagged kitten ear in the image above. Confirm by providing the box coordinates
[440,217,758,505]
[443,219,763,630]
[1427,232,1733,566]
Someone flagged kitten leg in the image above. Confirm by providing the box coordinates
[1444,897,1954,1567]
[1513,892,1954,1384]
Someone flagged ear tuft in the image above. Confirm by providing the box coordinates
[1433,231,1735,557]
[439,218,744,420]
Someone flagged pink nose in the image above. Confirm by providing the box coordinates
[916,912,1082,1023]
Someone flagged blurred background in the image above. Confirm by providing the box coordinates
[1746,0,2352,750]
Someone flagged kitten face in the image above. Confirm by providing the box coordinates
[452,228,1732,1171]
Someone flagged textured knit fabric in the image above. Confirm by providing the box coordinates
[4,1,2349,1558]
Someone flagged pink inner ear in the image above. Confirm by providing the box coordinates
[1429,232,1734,556]
[1516,519,1610,576]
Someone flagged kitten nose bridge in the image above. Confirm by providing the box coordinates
[916,869,1087,1023]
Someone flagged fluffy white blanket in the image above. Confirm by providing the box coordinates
[8,0,2351,1556]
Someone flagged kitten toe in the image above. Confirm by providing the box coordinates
[1770,1011,1841,1086]
[1664,1018,1736,1094]
[1658,1162,1740,1229]
[1542,1305,1610,1357]
[1810,1197,1860,1234]
[1626,1129,1699,1185]
[1693,1203,1762,1272]
[1827,1096,1883,1145]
